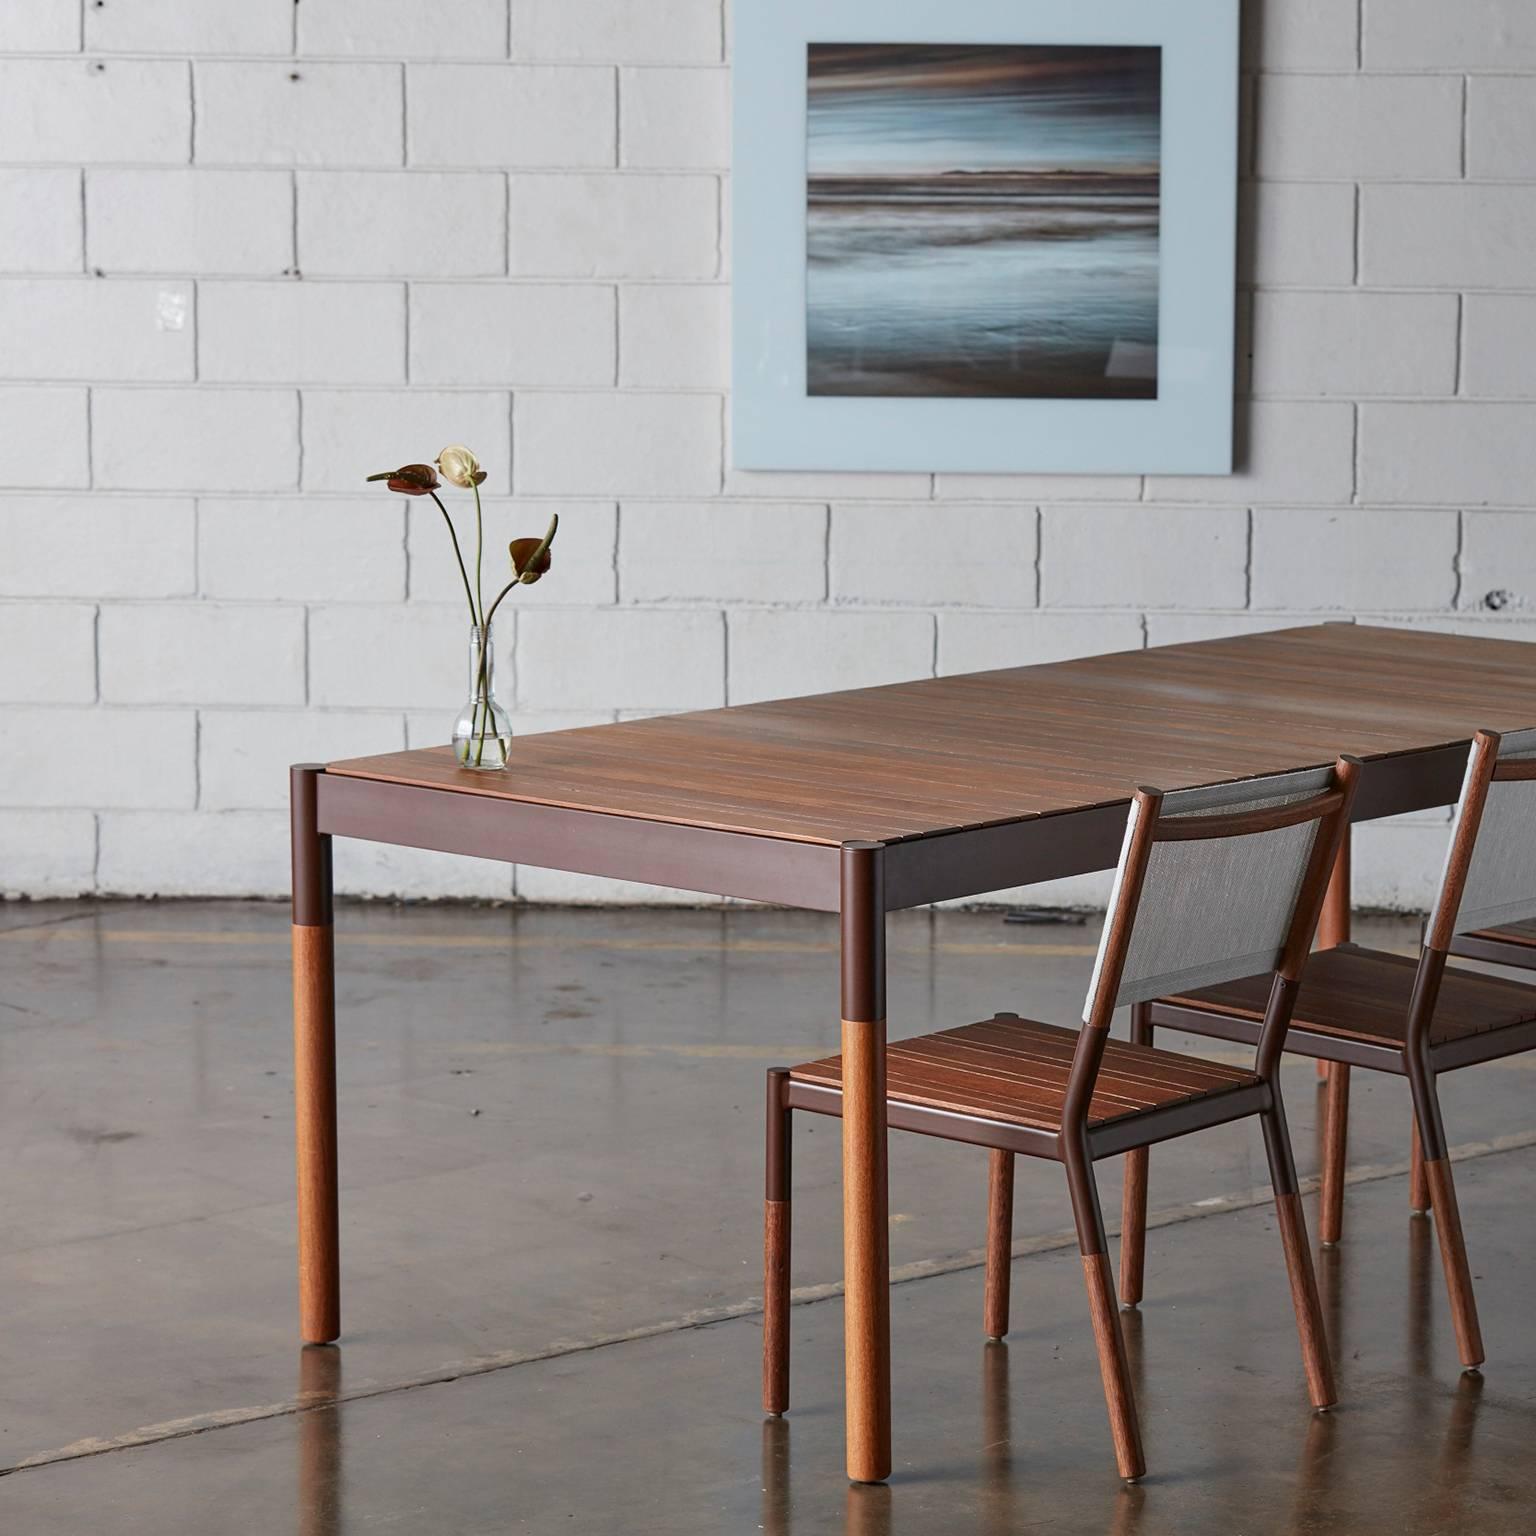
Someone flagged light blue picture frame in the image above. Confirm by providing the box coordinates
[732,0,1239,474]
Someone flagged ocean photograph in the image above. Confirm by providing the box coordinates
[806,44,1162,399]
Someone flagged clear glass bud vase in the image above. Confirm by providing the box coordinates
[453,624,512,771]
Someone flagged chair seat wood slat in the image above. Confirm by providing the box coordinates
[792,1016,1261,1135]
[1164,943,1536,1050]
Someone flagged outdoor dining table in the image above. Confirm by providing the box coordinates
[289,621,1536,1484]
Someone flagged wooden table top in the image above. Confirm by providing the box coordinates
[325,624,1536,848]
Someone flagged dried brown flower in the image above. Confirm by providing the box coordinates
[366,463,440,496]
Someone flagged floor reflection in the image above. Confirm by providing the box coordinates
[297,1346,343,1536]
[753,1253,1489,1536]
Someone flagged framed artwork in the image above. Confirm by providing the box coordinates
[732,0,1239,474]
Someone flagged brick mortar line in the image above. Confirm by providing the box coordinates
[4,1123,1533,1480]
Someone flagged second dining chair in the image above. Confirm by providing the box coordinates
[764,756,1360,1481]
[1135,728,1536,1373]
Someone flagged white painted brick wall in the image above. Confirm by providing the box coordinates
[0,59,190,163]
[1042,506,1248,609]
[1363,0,1536,71]
[515,392,721,496]
[1460,513,1536,614]
[408,65,616,169]
[832,504,1037,608]
[409,283,615,386]
[199,499,406,603]
[0,1,80,53]
[1251,509,1459,611]
[88,170,294,276]
[2,0,1534,910]
[199,282,407,384]
[509,174,719,278]
[0,388,88,488]
[93,388,299,492]
[1465,78,1536,180]
[620,68,730,168]
[196,63,404,167]
[300,388,511,492]
[89,2,291,57]
[617,285,727,389]
[513,1,723,66]
[299,172,506,277]
[1462,296,1536,397]
[1249,292,1458,397]
[728,610,935,706]
[1257,76,1463,181]
[0,497,196,598]
[300,0,509,60]
[620,502,825,603]
[0,279,195,382]
[0,603,95,703]
[100,603,307,706]
[0,171,82,272]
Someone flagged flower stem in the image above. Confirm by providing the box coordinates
[430,491,478,624]
[472,480,486,633]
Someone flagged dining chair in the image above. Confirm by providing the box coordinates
[764,757,1360,1481]
[1134,728,1536,1374]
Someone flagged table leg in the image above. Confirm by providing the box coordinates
[292,765,340,1344]
[1316,827,1351,1083]
[841,842,890,1484]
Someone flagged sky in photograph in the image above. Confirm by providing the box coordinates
[808,44,1162,178]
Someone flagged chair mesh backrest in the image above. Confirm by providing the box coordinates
[1430,726,1536,939]
[1085,766,1336,1018]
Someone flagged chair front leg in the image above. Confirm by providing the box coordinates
[1066,1142,1145,1481]
[1406,1059,1484,1368]
[1261,1097,1337,1410]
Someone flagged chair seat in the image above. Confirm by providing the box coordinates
[790,1014,1260,1135]
[1163,943,1536,1050]
[1463,919,1536,951]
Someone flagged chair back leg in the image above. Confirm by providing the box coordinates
[983,1150,1015,1341]
[1119,1004,1153,1306]
[763,1068,792,1416]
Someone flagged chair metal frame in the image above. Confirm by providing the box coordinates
[1142,728,1536,1372]
[764,756,1360,1481]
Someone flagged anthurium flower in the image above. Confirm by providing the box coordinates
[366,463,439,496]
[437,445,487,488]
[510,514,558,585]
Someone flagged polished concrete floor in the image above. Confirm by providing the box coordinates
[2,901,1535,1532]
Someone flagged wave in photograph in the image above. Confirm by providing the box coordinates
[806,45,1162,400]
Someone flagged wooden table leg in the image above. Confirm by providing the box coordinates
[292,765,340,1344]
[841,842,890,1485]
[1315,827,1351,1080]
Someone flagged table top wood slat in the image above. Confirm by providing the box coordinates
[325,625,1536,847]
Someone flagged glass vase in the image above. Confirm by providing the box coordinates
[453,623,512,771]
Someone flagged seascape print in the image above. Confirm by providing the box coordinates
[806,44,1162,399]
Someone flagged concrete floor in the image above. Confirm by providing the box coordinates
[1,900,1535,1533]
